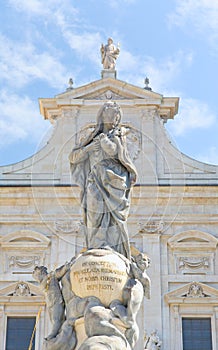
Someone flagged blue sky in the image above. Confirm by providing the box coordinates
[1,0,218,166]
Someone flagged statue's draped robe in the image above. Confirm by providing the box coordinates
[102,43,119,69]
[69,128,137,259]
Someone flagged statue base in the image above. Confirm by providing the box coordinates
[69,249,132,350]
[74,316,130,350]
[39,248,150,350]
[101,69,117,79]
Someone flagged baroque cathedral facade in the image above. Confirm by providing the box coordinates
[1,67,218,349]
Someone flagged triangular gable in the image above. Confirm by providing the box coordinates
[39,77,179,122]
[0,281,44,297]
[55,77,163,100]
[165,282,218,304]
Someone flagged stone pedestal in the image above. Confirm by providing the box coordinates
[69,249,136,350]
[74,316,130,350]
[101,69,117,79]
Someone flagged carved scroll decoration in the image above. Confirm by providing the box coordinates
[55,220,82,234]
[9,255,40,269]
[139,221,165,234]
[179,257,209,270]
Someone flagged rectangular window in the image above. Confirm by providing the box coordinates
[182,317,212,350]
[6,317,36,350]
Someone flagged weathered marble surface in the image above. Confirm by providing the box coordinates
[70,249,129,306]
[33,102,150,349]
[32,265,67,340]
[33,249,150,350]
[100,38,120,70]
[69,102,137,260]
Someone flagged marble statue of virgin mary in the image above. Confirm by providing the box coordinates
[69,102,137,259]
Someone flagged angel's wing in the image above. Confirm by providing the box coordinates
[125,126,141,161]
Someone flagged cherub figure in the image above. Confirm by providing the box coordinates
[131,253,151,299]
[110,253,151,348]
[32,263,70,340]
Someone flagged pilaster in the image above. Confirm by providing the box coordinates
[142,233,162,333]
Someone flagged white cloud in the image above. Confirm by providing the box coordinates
[8,0,75,16]
[169,0,218,45]
[0,90,49,148]
[66,32,102,64]
[8,0,49,15]
[142,52,193,92]
[196,146,218,165]
[0,33,69,89]
[8,0,103,69]
[118,49,193,93]
[118,50,139,73]
[167,97,217,136]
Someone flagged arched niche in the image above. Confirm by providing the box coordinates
[168,230,218,251]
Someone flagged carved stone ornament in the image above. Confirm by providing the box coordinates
[141,108,157,120]
[182,282,208,298]
[179,257,209,270]
[125,126,141,161]
[9,255,40,269]
[13,282,31,296]
[55,220,82,234]
[33,248,150,350]
[86,90,126,100]
[144,329,162,350]
[139,221,165,234]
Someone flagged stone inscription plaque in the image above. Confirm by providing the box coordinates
[70,249,129,306]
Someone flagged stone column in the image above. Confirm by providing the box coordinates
[54,219,79,266]
[0,305,5,350]
[60,108,81,184]
[142,233,162,333]
[36,305,46,350]
[140,108,159,185]
[171,305,182,350]
[214,306,218,350]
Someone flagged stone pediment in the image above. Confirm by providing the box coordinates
[0,281,44,300]
[56,78,163,101]
[39,77,178,122]
[165,282,218,304]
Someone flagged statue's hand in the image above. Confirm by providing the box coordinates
[99,134,117,156]
[86,138,100,152]
[99,133,106,140]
